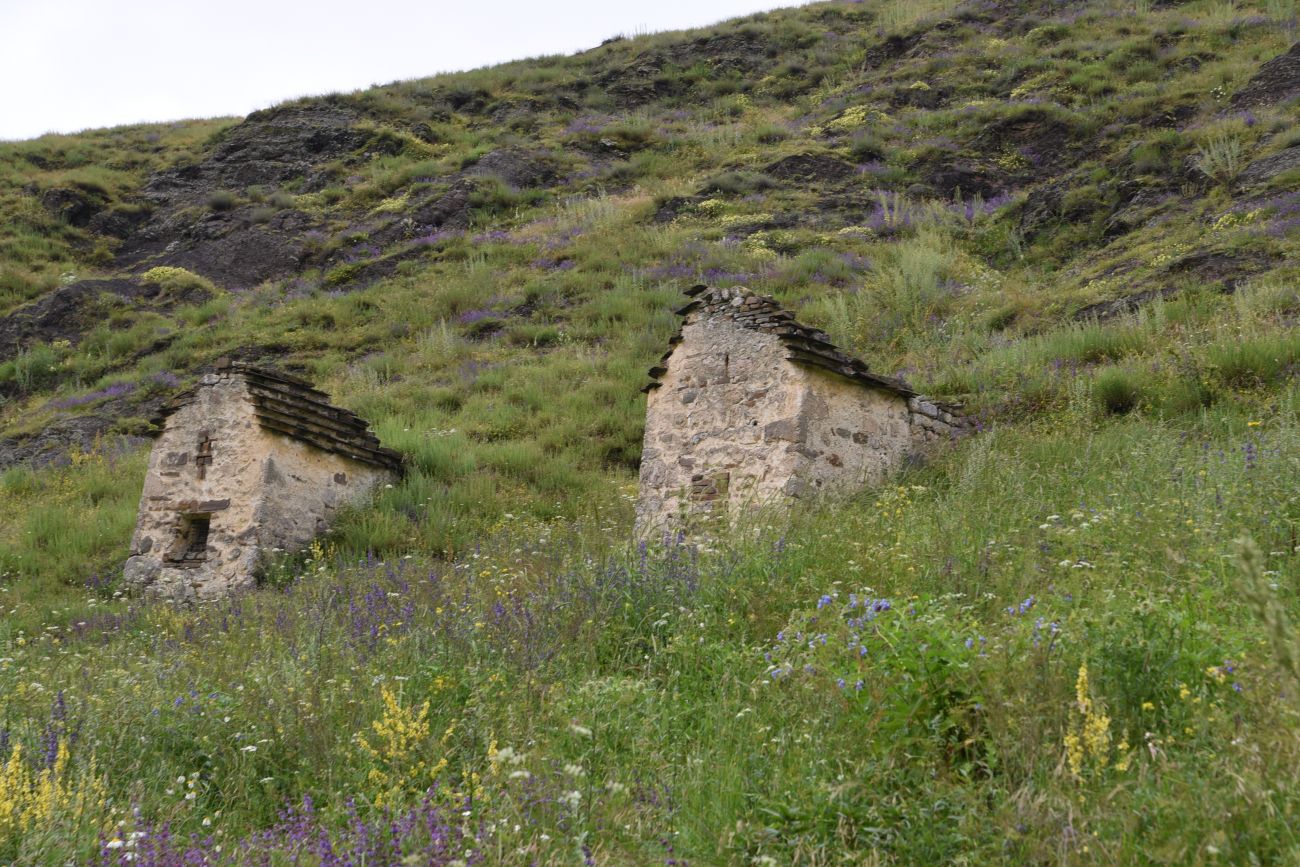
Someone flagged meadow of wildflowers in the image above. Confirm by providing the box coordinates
[1,409,1299,862]
[1,0,1299,862]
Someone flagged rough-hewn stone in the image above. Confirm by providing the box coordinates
[122,360,401,603]
[635,285,971,534]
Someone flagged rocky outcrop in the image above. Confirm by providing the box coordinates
[0,278,165,361]
[1231,42,1300,109]
[141,104,367,205]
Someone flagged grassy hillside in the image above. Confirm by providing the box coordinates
[0,0,1298,861]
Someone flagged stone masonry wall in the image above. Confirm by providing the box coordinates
[249,425,392,555]
[792,367,914,497]
[907,396,972,446]
[123,372,396,602]
[637,315,807,534]
[636,286,973,535]
[123,375,265,602]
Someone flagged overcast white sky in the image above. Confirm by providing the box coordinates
[0,0,812,141]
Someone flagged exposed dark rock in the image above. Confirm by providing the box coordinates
[917,155,1008,199]
[0,384,166,470]
[469,147,561,189]
[972,110,1082,173]
[1017,181,1067,240]
[39,186,106,227]
[408,179,479,234]
[1236,145,1300,189]
[764,153,856,184]
[143,104,367,205]
[1103,184,1178,238]
[890,84,949,110]
[0,414,153,471]
[599,31,773,107]
[101,105,369,289]
[1231,42,1300,109]
[117,207,323,290]
[85,205,152,239]
[409,122,438,143]
[1074,250,1278,321]
[0,278,152,360]
[651,195,701,223]
[444,86,492,113]
[1074,286,1182,322]
[861,32,922,68]
[324,247,431,291]
[1165,248,1277,291]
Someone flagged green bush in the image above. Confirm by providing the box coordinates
[0,343,62,393]
[698,171,772,197]
[1093,366,1143,414]
[207,190,238,211]
[140,265,216,296]
[1193,134,1246,186]
[1205,333,1300,388]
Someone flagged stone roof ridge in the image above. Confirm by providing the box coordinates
[646,284,917,399]
[150,358,404,474]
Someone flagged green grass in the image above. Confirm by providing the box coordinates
[0,0,1297,861]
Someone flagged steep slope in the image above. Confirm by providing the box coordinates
[0,1,1298,862]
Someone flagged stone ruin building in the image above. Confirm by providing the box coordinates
[636,285,971,534]
[123,359,402,602]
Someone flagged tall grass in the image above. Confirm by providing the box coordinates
[0,3,1297,861]
[2,410,1298,862]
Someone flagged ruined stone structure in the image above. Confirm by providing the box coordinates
[636,285,970,533]
[123,360,402,602]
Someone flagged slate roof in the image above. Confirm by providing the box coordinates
[152,359,404,473]
[643,284,916,397]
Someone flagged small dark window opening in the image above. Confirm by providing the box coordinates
[168,514,211,565]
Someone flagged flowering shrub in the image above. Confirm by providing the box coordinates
[355,687,448,808]
[764,592,995,765]
[0,737,107,857]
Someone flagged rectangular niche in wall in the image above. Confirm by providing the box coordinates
[167,514,211,566]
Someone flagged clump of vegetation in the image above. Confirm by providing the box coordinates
[1194,133,1247,185]
[206,190,238,212]
[1092,365,1143,413]
[140,265,216,295]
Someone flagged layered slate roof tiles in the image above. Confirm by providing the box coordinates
[152,359,403,473]
[644,284,917,398]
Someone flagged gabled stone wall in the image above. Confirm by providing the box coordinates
[123,374,266,601]
[637,310,808,530]
[122,365,399,602]
[636,286,972,535]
